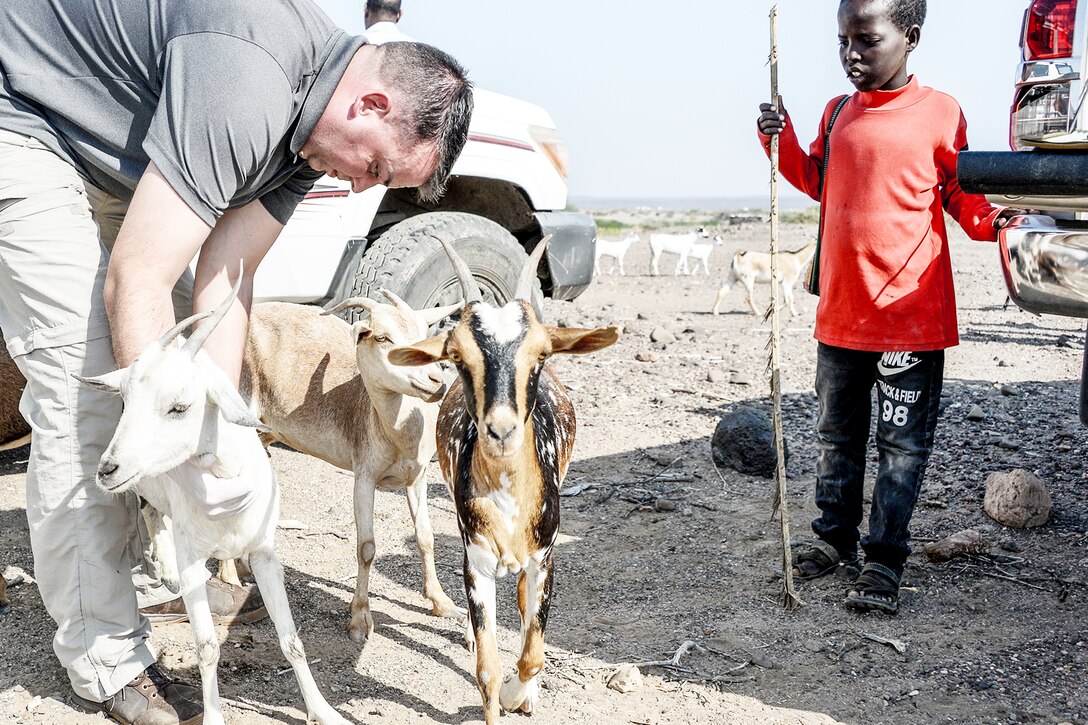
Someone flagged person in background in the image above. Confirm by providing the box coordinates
[0,1,472,722]
[756,0,1019,614]
[364,0,415,44]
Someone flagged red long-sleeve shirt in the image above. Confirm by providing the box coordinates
[761,76,1001,351]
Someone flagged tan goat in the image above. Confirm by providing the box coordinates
[711,240,817,317]
[390,237,619,724]
[239,293,464,645]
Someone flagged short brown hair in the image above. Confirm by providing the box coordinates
[375,42,473,203]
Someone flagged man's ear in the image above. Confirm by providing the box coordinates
[356,91,392,119]
[388,334,447,366]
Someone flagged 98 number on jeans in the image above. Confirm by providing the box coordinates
[882,400,908,427]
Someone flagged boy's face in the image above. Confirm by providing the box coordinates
[837,0,920,93]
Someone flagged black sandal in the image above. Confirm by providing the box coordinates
[791,540,859,582]
[845,562,901,614]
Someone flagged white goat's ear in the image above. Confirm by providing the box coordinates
[352,320,373,346]
[388,334,447,366]
[203,364,270,432]
[74,369,128,394]
[545,325,621,355]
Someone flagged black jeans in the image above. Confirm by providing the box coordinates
[812,343,944,574]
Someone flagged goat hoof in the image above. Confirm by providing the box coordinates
[500,674,539,714]
[431,597,467,620]
[348,613,374,646]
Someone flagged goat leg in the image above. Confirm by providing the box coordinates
[348,475,377,645]
[464,552,501,725]
[500,555,553,714]
[405,477,465,619]
[176,547,225,725]
[249,548,349,725]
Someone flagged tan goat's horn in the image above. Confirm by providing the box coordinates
[515,235,551,301]
[324,297,378,317]
[378,288,415,318]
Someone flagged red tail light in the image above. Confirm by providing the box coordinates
[1025,0,1078,60]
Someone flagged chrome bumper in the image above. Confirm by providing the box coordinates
[1000,214,1088,318]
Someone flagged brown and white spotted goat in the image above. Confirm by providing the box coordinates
[390,237,619,724]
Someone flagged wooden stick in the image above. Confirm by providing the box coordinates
[767,4,801,611]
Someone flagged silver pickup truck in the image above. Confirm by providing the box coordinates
[958,0,1088,422]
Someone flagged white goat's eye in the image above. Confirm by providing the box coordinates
[538,353,549,362]
[168,403,190,416]
[373,335,390,344]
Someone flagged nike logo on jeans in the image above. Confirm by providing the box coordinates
[877,351,922,377]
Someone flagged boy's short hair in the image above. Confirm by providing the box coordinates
[366,0,402,14]
[841,0,926,30]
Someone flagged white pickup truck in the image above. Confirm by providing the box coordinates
[958,0,1088,422]
[253,87,597,316]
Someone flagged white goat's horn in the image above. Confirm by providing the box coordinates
[515,235,551,301]
[182,261,244,357]
[435,237,483,304]
[158,311,213,349]
[324,297,378,317]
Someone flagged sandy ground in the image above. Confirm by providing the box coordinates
[2,217,1087,725]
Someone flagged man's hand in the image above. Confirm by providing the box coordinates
[758,97,788,136]
[167,431,269,520]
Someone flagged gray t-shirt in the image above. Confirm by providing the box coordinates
[0,0,364,226]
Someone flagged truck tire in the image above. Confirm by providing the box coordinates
[348,212,544,321]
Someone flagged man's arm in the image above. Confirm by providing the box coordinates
[105,162,284,382]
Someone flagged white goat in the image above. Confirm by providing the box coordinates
[593,232,640,276]
[649,227,710,276]
[390,237,620,725]
[686,234,724,276]
[238,293,464,646]
[77,274,348,725]
[712,241,817,317]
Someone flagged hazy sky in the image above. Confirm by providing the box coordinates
[315,0,1030,201]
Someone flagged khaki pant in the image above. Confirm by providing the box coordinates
[0,129,194,701]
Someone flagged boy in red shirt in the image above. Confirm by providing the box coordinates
[757,0,1016,613]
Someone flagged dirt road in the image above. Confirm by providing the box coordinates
[2,219,1086,724]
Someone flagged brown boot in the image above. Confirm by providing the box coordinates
[72,663,203,725]
[139,576,267,625]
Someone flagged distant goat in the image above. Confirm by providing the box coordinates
[239,293,464,645]
[649,227,710,275]
[78,272,348,725]
[686,235,724,276]
[593,232,640,276]
[390,237,619,724]
[712,241,817,317]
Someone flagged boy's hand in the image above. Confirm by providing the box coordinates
[994,207,1039,229]
[758,97,788,136]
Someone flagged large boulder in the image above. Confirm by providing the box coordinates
[983,469,1051,529]
[711,406,788,478]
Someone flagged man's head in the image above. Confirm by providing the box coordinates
[364,0,402,29]
[838,0,924,93]
[300,42,473,203]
